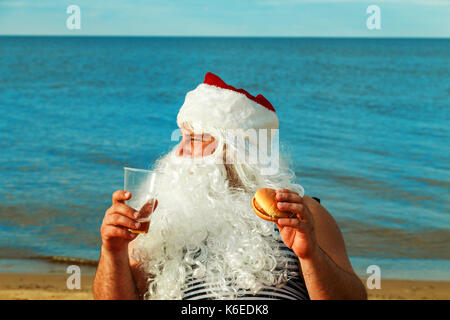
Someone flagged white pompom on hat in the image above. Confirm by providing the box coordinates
[177,73,279,130]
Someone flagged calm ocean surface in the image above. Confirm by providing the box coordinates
[0,37,449,280]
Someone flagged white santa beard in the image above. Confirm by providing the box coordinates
[133,148,298,300]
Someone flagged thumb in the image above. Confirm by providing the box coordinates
[112,190,131,204]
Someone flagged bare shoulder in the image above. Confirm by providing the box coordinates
[128,240,149,299]
[303,195,356,275]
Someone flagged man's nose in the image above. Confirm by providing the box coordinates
[175,140,191,157]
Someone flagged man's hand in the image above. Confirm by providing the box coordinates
[100,190,141,253]
[274,189,318,259]
[94,190,158,300]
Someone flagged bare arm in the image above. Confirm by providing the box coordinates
[275,191,367,300]
[93,190,154,300]
[93,246,139,300]
[299,196,366,300]
[299,245,366,299]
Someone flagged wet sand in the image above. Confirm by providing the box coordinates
[0,273,95,300]
[364,278,450,300]
[0,273,449,300]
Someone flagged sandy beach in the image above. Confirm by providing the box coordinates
[0,273,449,300]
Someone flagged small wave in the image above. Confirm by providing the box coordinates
[340,219,450,260]
[31,255,98,266]
[296,166,443,204]
[406,176,450,188]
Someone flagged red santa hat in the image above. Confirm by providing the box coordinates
[177,73,279,130]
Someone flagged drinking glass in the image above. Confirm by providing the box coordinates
[124,167,158,234]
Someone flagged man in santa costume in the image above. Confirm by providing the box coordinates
[93,73,367,300]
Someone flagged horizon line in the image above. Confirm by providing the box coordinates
[1,34,449,40]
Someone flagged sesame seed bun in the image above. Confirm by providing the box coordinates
[251,188,291,221]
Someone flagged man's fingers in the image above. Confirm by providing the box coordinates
[106,202,138,220]
[276,192,303,203]
[103,213,141,230]
[102,225,137,241]
[274,221,284,232]
[276,188,297,195]
[112,190,131,204]
[277,202,305,219]
[277,218,302,229]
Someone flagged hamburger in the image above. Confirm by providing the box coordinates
[251,188,292,221]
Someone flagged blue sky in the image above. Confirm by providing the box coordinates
[0,0,449,37]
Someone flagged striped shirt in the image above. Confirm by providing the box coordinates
[182,233,310,300]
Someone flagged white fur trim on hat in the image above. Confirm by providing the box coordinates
[177,82,279,130]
